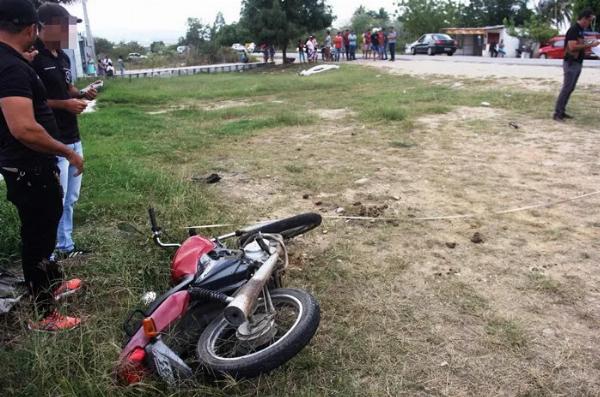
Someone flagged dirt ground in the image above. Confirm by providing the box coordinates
[357,57,600,86]
[197,75,600,395]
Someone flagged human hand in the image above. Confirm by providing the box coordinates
[67,151,84,176]
[22,49,38,62]
[64,99,88,114]
[82,87,97,100]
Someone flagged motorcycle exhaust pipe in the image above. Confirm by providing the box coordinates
[224,248,280,327]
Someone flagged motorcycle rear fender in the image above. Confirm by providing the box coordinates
[119,290,191,364]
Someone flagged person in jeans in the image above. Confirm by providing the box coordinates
[388,27,397,61]
[323,30,332,61]
[297,39,306,63]
[348,30,357,61]
[33,2,99,260]
[371,30,379,60]
[554,8,598,122]
[0,0,84,331]
[343,29,350,61]
[334,31,343,61]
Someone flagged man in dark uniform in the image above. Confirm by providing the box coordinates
[554,8,598,122]
[33,2,98,260]
[0,0,83,331]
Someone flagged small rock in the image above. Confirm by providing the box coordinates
[296,147,302,151]
[322,230,328,235]
[471,232,484,244]
[205,173,221,184]
[353,201,362,206]
[508,122,520,129]
[355,178,369,185]
[391,195,401,201]
[302,194,310,199]
[440,361,449,367]
[446,242,457,249]
[335,207,345,214]
[314,201,322,206]
[542,328,555,338]
[480,101,491,107]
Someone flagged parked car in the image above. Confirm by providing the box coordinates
[410,33,457,56]
[539,33,600,59]
[127,52,148,61]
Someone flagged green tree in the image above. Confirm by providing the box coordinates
[507,15,559,44]
[150,41,166,54]
[180,17,211,47]
[94,37,114,56]
[460,0,531,27]
[240,0,334,63]
[351,5,391,35]
[534,0,573,27]
[396,0,461,39]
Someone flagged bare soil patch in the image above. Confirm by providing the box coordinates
[199,96,600,394]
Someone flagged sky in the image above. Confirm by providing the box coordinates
[65,0,398,45]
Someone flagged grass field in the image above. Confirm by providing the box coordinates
[1,65,600,396]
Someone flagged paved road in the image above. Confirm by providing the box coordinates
[285,52,600,85]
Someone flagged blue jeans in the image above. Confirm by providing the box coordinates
[56,141,83,253]
[334,48,342,61]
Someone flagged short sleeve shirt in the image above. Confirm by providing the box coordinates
[564,23,585,63]
[32,40,79,144]
[0,42,58,167]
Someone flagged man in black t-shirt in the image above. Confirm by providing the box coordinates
[33,2,99,260]
[554,8,598,121]
[0,0,84,331]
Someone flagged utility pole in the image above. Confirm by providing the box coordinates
[82,0,97,73]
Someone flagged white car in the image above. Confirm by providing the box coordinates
[127,52,148,60]
[231,43,246,52]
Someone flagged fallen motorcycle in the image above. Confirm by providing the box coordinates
[116,209,322,385]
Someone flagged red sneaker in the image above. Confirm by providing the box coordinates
[53,278,83,301]
[28,310,81,332]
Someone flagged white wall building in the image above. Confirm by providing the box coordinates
[443,25,520,57]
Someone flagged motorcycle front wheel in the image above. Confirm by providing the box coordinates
[196,288,320,378]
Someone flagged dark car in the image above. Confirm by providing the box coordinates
[411,33,457,56]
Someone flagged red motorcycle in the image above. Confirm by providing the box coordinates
[116,209,322,385]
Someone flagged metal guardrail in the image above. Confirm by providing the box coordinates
[120,62,265,79]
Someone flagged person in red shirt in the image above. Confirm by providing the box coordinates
[333,31,343,61]
[377,29,385,60]
[363,30,371,60]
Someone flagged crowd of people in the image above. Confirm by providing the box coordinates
[296,27,398,63]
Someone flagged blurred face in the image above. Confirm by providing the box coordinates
[39,16,72,49]
[579,15,595,28]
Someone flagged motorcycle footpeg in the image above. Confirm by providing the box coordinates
[145,338,193,385]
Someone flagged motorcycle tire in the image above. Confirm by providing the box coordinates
[196,288,320,379]
[238,213,321,246]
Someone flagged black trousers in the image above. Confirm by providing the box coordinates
[555,61,582,117]
[1,164,64,315]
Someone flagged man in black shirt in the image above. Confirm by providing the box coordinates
[0,0,84,331]
[33,2,98,260]
[554,8,598,121]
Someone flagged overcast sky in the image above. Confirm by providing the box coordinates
[65,0,397,44]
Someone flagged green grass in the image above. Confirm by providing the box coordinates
[1,64,597,396]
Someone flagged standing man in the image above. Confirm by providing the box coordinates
[554,8,598,122]
[348,30,357,61]
[117,55,125,76]
[33,2,98,259]
[323,30,332,62]
[388,26,397,61]
[343,29,350,61]
[0,0,84,331]
[334,31,343,62]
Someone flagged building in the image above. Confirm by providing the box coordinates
[443,25,520,57]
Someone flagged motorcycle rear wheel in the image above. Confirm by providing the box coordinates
[196,288,320,378]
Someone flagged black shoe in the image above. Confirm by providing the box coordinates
[553,114,565,122]
[562,113,574,119]
[55,247,90,260]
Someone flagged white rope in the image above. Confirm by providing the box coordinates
[323,190,600,222]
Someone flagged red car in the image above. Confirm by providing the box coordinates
[539,34,600,59]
